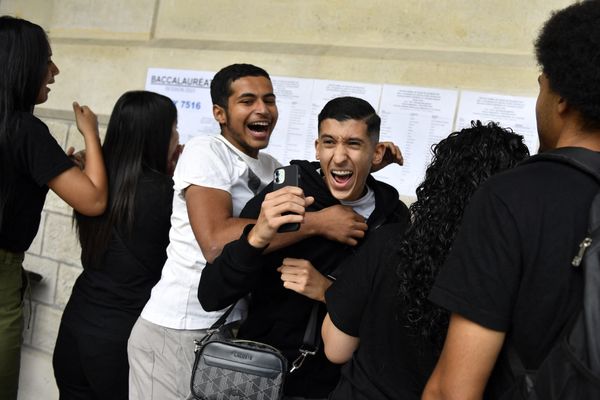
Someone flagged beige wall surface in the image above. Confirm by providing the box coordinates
[0,0,575,398]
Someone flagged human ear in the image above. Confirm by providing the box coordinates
[213,104,226,125]
[557,97,569,115]
[314,139,320,160]
[371,142,386,165]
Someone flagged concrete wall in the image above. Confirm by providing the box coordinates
[0,0,574,398]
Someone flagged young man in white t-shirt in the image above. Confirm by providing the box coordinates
[127,64,372,400]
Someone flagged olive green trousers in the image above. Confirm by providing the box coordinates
[0,249,25,400]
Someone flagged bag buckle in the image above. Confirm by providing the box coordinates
[194,328,220,353]
[290,345,318,373]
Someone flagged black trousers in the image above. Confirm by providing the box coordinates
[52,323,129,400]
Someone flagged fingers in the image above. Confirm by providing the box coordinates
[66,146,75,156]
[72,101,95,117]
[381,142,404,166]
[262,187,310,219]
[277,259,329,302]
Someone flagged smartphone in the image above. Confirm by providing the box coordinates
[272,165,301,232]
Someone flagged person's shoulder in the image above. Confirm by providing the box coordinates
[484,156,583,195]
[184,135,225,152]
[369,175,399,197]
[141,169,173,188]
[178,135,234,167]
[15,112,49,135]
[258,151,280,165]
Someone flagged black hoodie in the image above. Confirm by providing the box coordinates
[199,160,409,398]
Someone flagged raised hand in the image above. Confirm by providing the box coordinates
[371,141,404,173]
[247,186,314,248]
[72,101,99,139]
[310,205,367,246]
[277,258,332,302]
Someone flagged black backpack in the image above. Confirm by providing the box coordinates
[499,147,600,399]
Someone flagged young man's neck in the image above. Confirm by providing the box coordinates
[220,131,260,159]
[554,124,600,152]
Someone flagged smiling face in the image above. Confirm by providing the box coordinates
[35,51,59,105]
[315,118,384,201]
[213,76,278,158]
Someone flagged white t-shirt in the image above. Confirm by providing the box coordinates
[341,185,375,220]
[141,135,281,329]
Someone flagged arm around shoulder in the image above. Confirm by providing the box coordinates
[186,184,256,262]
[198,225,267,311]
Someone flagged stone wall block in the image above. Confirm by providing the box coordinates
[30,304,62,354]
[65,123,85,154]
[27,212,46,256]
[23,254,59,304]
[56,263,82,307]
[44,191,74,216]
[18,347,59,400]
[42,213,81,266]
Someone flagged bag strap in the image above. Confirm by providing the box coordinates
[504,146,600,378]
[290,302,320,373]
[522,147,600,183]
[208,302,237,330]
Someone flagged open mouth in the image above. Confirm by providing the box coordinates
[331,170,353,185]
[247,121,270,133]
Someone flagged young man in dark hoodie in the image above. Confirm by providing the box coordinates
[199,96,409,399]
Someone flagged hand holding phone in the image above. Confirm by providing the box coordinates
[272,165,301,232]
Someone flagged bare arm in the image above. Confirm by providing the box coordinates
[422,313,505,400]
[321,313,360,364]
[186,185,258,263]
[47,102,107,216]
[266,204,368,252]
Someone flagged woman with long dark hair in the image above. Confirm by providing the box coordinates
[0,16,107,399]
[52,91,180,399]
[321,121,530,399]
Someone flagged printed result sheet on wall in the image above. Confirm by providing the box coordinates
[145,67,538,198]
[373,85,459,197]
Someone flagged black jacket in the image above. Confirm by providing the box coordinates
[199,160,409,397]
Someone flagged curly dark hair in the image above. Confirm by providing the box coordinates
[396,121,529,350]
[535,0,600,130]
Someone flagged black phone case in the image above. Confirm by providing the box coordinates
[272,165,301,233]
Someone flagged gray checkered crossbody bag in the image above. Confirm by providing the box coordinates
[190,305,287,400]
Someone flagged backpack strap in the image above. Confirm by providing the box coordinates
[522,147,600,183]
[503,147,600,386]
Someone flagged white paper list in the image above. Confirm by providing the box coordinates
[455,91,539,154]
[266,76,314,165]
[145,68,219,144]
[374,85,459,197]
[306,79,383,148]
[265,78,383,165]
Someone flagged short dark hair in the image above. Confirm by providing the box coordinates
[535,0,600,130]
[210,63,271,109]
[317,96,380,142]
